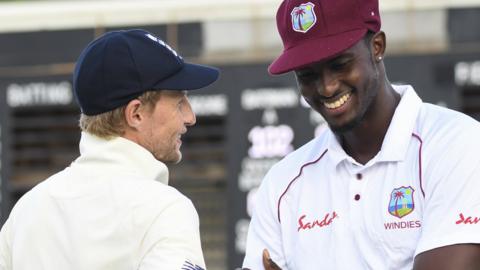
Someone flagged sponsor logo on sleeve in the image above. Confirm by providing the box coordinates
[456,213,480,225]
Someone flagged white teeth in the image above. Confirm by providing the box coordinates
[324,93,351,109]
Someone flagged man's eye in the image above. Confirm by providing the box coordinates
[330,60,351,71]
[296,71,316,82]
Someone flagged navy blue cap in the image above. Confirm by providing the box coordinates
[73,29,220,115]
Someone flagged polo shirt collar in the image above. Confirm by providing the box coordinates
[378,85,422,161]
[76,132,169,184]
[326,85,422,166]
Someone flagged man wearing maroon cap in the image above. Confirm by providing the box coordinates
[242,0,480,269]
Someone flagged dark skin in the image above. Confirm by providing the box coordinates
[295,31,399,164]
[262,249,281,270]
[260,32,480,270]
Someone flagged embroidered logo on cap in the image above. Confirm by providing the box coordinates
[181,260,204,270]
[291,2,317,33]
[388,186,415,219]
[145,33,182,59]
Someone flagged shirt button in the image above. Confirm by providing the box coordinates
[354,194,361,201]
[356,173,362,180]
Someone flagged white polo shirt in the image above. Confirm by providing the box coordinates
[0,133,205,270]
[243,85,480,269]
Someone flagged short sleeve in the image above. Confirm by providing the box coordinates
[138,197,205,270]
[242,172,287,269]
[415,134,480,256]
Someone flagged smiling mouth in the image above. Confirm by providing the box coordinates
[323,92,351,109]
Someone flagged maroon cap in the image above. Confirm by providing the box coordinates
[269,0,381,75]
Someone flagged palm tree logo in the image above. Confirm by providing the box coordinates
[294,8,306,30]
[291,2,317,33]
[388,186,415,218]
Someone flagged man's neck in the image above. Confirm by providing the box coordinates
[340,85,401,165]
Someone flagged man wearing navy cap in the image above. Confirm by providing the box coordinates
[243,0,480,269]
[0,29,218,270]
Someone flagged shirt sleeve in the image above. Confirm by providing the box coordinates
[138,197,206,270]
[242,172,287,269]
[415,133,480,256]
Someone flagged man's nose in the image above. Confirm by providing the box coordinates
[316,69,340,97]
[184,101,196,126]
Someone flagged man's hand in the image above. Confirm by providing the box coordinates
[262,249,282,270]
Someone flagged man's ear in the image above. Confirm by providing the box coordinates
[124,99,144,129]
[372,31,386,61]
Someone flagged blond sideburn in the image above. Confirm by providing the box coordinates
[79,90,162,139]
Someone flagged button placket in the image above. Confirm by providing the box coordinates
[351,172,364,200]
[349,172,365,232]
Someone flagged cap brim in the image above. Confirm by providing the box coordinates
[154,62,219,91]
[268,29,367,75]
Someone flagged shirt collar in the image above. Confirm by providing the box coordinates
[377,85,422,162]
[326,85,422,166]
[75,132,169,184]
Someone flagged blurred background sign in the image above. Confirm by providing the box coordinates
[225,80,321,267]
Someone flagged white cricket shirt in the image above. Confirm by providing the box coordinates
[0,132,205,270]
[243,85,480,269]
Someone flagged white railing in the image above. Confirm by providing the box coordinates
[0,0,479,33]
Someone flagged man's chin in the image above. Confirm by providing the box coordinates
[168,157,182,165]
[328,118,361,134]
[156,152,182,164]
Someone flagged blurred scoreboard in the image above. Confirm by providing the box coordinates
[220,65,325,268]
[0,76,78,224]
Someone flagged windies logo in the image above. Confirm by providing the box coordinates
[291,2,317,33]
[388,186,415,219]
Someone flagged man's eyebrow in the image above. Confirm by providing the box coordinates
[329,53,355,62]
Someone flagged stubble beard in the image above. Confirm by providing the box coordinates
[162,151,182,164]
[326,38,382,135]
[329,72,380,135]
[155,139,183,164]
[152,143,182,164]
[329,113,364,134]
[142,132,182,164]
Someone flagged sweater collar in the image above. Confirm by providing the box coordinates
[75,132,169,184]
